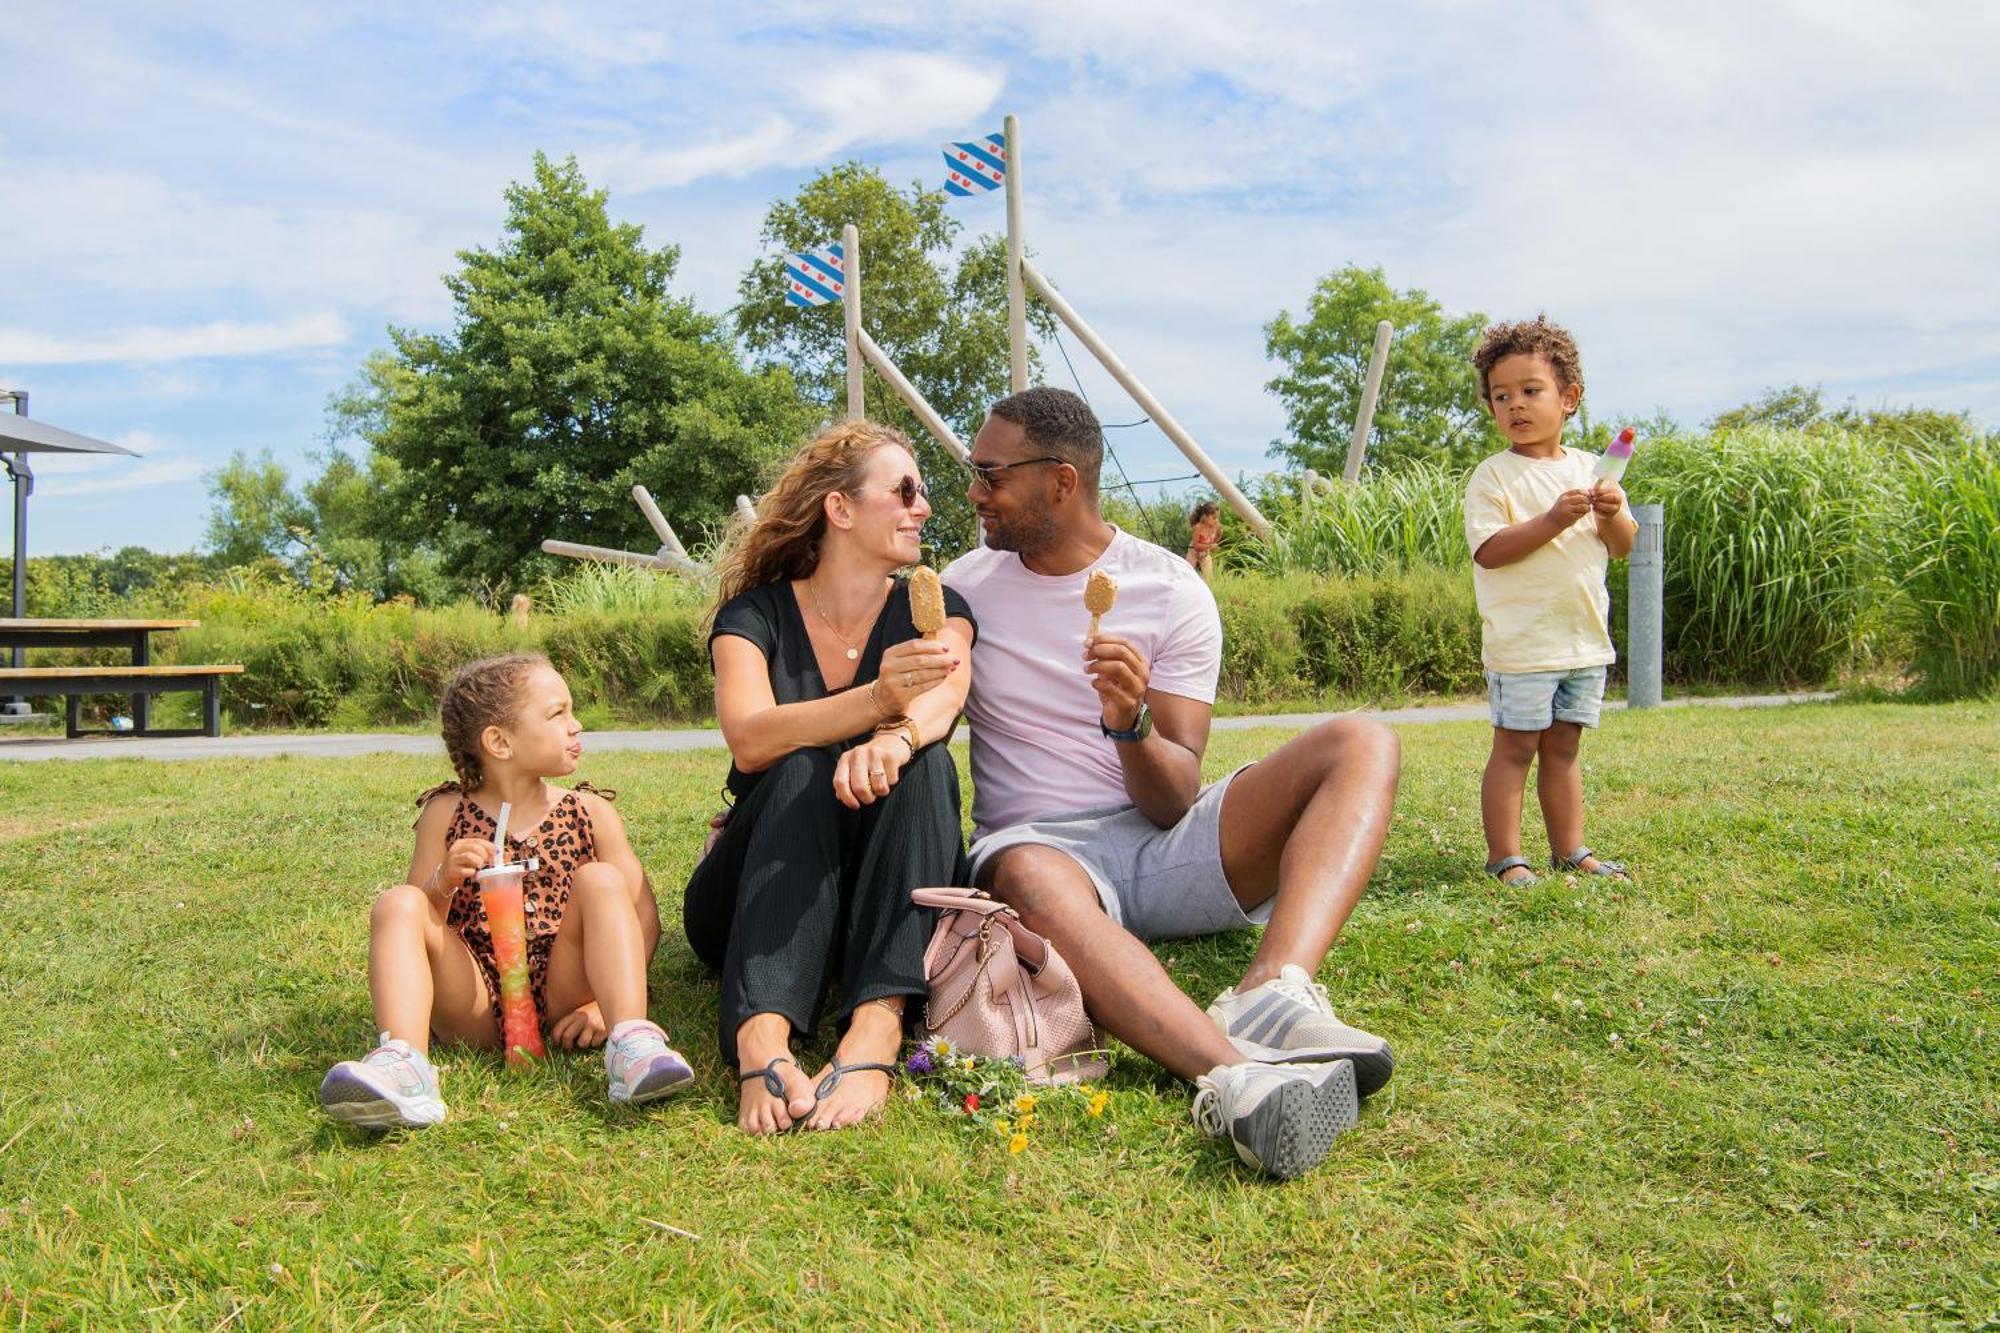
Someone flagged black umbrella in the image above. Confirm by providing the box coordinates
[3,392,140,712]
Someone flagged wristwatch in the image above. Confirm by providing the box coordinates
[1100,702,1153,744]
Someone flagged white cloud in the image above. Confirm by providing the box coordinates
[591,52,1004,192]
[28,430,206,500]
[0,315,350,366]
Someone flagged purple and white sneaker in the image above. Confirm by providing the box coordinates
[320,1036,448,1130]
[605,1019,695,1105]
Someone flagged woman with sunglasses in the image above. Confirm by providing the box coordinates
[684,420,976,1136]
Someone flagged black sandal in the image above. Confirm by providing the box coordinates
[738,1056,812,1129]
[1485,855,1538,886]
[813,1060,900,1100]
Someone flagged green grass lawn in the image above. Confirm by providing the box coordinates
[2,702,1995,1327]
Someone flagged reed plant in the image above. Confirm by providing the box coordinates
[1883,434,2000,696]
[1238,462,1469,576]
[1623,429,1889,684]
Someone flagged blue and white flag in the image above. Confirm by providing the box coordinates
[940,130,1007,196]
[783,241,845,308]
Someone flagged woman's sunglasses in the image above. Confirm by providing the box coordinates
[886,475,930,508]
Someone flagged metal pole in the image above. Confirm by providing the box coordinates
[857,330,967,463]
[1004,114,1027,394]
[630,485,691,562]
[1628,503,1664,708]
[4,390,28,712]
[539,539,703,577]
[1021,257,1271,541]
[1343,320,1392,483]
[843,224,863,420]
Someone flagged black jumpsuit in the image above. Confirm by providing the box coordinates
[682,576,973,1065]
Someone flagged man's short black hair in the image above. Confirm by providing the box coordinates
[989,386,1103,496]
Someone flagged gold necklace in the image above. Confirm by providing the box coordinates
[806,577,876,661]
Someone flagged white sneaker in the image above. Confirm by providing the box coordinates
[1209,964,1395,1098]
[605,1019,695,1105]
[320,1036,448,1130]
[1191,1059,1358,1179]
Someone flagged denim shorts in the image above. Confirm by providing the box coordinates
[966,765,1270,942]
[1486,665,1607,731]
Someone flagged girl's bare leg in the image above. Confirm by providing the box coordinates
[368,884,495,1053]
[543,863,651,1041]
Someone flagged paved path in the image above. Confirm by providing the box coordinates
[0,692,1836,763]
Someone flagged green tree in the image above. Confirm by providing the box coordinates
[1708,383,1979,447]
[334,153,812,589]
[1264,265,1493,474]
[735,162,1052,555]
[204,450,308,569]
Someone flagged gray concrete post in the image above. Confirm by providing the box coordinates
[1628,503,1664,709]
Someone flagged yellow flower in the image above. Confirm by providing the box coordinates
[1008,1133,1028,1155]
[991,1117,1012,1137]
[1012,1093,1038,1115]
[1086,1091,1109,1118]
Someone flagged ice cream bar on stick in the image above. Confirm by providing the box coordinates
[909,566,946,639]
[1593,428,1636,486]
[1084,569,1118,642]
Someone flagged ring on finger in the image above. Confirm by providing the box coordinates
[902,670,914,688]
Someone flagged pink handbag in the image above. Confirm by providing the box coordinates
[913,887,1106,1085]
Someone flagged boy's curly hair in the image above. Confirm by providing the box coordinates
[439,653,549,789]
[1472,315,1584,413]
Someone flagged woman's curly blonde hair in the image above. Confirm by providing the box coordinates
[709,419,915,617]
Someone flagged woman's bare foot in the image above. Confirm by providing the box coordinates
[805,997,905,1132]
[735,1014,816,1135]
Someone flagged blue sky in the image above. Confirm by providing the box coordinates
[5,1,1997,555]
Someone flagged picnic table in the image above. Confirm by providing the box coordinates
[0,618,241,738]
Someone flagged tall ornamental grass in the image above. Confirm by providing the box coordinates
[1885,436,2000,696]
[1238,462,1468,576]
[1623,429,1889,684]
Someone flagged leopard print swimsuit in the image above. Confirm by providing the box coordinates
[414,781,614,1035]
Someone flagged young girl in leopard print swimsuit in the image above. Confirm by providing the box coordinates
[320,654,692,1129]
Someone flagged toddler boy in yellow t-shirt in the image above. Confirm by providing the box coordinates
[1462,316,1638,885]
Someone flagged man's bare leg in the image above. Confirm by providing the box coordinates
[979,845,1242,1082]
[1216,717,1401,991]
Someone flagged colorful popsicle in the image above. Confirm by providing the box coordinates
[1593,427,1637,486]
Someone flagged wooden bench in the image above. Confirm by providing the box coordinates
[0,665,244,738]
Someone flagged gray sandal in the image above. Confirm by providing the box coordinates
[1553,846,1630,880]
[1485,855,1537,886]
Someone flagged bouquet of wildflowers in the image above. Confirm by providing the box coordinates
[904,1035,1114,1154]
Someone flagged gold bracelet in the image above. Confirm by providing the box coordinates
[875,718,919,755]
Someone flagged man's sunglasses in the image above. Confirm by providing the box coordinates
[964,455,1067,490]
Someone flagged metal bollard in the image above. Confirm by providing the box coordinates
[1628,503,1664,709]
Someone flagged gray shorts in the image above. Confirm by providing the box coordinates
[967,765,1270,942]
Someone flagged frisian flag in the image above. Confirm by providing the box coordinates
[783,241,845,308]
[940,130,1007,196]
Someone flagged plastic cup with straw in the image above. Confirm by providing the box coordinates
[475,800,545,1067]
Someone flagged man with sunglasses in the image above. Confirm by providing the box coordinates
[941,387,1402,1180]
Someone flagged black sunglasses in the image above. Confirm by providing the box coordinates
[964,455,1066,490]
[887,475,930,507]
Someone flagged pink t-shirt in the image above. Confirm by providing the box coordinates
[942,528,1222,838]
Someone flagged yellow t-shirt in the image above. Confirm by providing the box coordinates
[1462,447,1615,673]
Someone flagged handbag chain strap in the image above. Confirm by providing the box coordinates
[922,916,994,1032]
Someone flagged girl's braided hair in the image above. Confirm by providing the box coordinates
[439,653,549,789]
